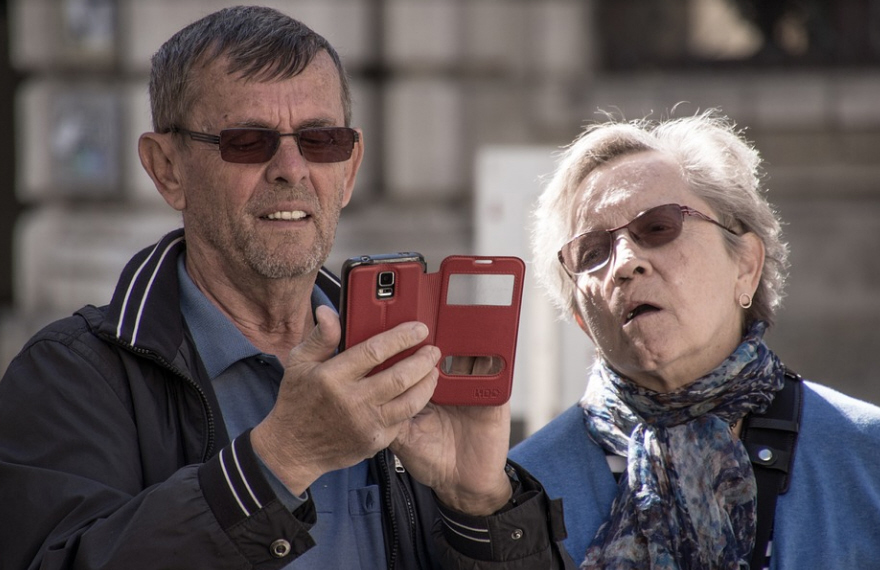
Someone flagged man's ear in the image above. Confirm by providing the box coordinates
[737,232,765,298]
[138,132,186,211]
[340,128,364,208]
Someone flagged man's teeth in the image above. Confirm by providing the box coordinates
[266,211,307,220]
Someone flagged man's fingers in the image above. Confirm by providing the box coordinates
[380,363,440,425]
[447,356,476,375]
[471,356,502,375]
[367,344,441,401]
[446,355,502,376]
[345,321,430,377]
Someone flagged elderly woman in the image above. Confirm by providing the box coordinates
[510,112,880,569]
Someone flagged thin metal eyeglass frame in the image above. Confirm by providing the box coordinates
[557,203,739,276]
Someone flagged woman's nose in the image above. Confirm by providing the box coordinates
[610,233,650,281]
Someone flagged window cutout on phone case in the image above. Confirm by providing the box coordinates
[445,274,514,306]
[441,355,504,376]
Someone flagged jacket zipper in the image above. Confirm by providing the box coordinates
[380,451,401,570]
[116,341,217,459]
[392,454,423,566]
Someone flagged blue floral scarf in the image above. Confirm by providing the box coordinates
[580,321,785,569]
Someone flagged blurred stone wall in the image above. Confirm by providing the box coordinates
[2,0,879,438]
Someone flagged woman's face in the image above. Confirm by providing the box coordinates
[570,151,763,392]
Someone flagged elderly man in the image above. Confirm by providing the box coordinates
[0,6,571,569]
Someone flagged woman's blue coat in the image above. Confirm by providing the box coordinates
[511,381,880,569]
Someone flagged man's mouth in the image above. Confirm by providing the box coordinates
[625,304,660,324]
[264,210,308,221]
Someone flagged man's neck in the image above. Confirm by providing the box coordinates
[186,259,318,357]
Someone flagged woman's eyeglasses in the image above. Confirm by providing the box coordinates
[170,126,359,164]
[558,203,738,275]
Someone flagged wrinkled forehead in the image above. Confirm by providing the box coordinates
[187,51,344,120]
[568,150,690,233]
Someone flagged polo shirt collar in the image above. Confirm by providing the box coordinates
[177,254,334,380]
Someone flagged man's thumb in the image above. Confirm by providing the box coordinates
[286,305,341,366]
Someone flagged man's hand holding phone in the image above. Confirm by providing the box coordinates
[251,306,441,496]
[391,396,515,516]
[336,252,526,515]
[339,252,525,406]
[255,251,525,515]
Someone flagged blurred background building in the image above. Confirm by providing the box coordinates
[1,0,879,441]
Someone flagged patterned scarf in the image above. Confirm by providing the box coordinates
[580,321,785,569]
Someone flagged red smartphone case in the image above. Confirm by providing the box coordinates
[342,255,525,406]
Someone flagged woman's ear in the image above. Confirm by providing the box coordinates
[737,232,766,297]
[138,132,186,211]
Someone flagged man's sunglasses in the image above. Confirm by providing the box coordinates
[170,126,359,164]
[558,203,738,275]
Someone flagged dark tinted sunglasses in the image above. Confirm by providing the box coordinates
[170,126,359,164]
[558,203,737,275]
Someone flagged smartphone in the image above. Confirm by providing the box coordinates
[339,252,525,406]
[339,252,428,365]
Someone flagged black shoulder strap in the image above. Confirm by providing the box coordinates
[741,369,803,569]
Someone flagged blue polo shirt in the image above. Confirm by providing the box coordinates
[178,255,385,568]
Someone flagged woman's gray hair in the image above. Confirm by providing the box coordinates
[148,5,352,132]
[532,110,789,326]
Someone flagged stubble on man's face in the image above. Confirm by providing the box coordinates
[234,183,345,280]
[179,52,351,283]
[180,171,347,281]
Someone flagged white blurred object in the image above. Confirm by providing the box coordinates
[475,146,594,437]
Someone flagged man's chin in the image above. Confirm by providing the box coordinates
[249,259,322,280]
[239,229,320,271]
[246,248,327,280]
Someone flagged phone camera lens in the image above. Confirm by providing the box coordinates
[378,271,395,287]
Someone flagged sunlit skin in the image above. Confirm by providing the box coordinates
[570,151,765,393]
[138,52,512,515]
[139,52,361,356]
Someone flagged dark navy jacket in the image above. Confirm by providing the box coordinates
[0,229,571,570]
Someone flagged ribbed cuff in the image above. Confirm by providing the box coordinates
[435,462,541,560]
[197,431,318,566]
[198,432,281,529]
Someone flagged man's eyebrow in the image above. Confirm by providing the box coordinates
[225,118,339,130]
[295,118,339,130]
[218,119,270,129]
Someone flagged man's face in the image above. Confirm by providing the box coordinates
[172,51,360,282]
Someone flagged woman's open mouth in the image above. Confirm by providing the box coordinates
[625,304,660,324]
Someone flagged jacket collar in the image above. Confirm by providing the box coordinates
[100,228,342,362]
[101,228,187,360]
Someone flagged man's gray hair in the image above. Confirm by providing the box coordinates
[532,110,789,326]
[148,5,352,132]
